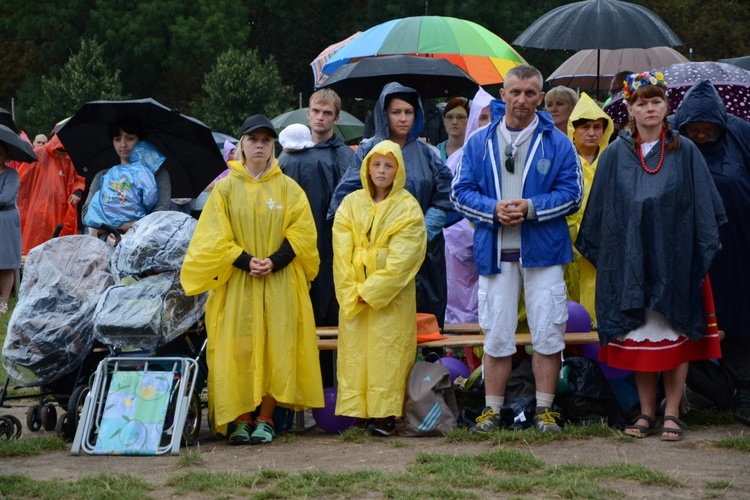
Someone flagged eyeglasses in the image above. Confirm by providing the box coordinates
[504,144,515,173]
[444,114,468,122]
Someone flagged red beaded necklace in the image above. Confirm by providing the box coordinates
[636,129,666,174]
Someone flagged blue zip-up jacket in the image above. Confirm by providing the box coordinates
[451,99,582,274]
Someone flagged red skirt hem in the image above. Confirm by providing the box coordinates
[599,333,722,372]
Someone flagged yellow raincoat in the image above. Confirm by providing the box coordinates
[333,140,427,418]
[565,93,614,323]
[180,159,323,436]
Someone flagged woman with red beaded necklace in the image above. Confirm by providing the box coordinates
[576,72,727,442]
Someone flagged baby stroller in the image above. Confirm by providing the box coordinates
[71,211,208,455]
[1,235,116,440]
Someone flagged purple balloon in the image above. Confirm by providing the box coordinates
[566,301,592,333]
[580,342,599,360]
[579,342,632,379]
[598,362,632,380]
[312,387,355,434]
[436,356,471,382]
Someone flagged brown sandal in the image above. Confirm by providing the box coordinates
[661,416,686,442]
[624,414,658,438]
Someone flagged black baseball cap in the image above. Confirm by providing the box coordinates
[240,115,278,137]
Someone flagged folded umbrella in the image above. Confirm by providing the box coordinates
[319,55,479,99]
[0,124,37,162]
[57,99,226,198]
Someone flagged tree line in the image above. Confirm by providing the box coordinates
[1,0,747,138]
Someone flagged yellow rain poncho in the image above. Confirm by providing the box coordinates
[565,93,614,323]
[180,159,323,436]
[333,140,427,418]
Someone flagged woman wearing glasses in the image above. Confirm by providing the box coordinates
[436,97,470,162]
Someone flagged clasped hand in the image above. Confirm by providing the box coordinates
[249,257,274,277]
[495,198,528,227]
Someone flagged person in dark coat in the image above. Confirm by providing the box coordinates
[279,90,354,387]
[576,72,726,441]
[279,90,354,328]
[673,80,750,426]
[328,82,453,329]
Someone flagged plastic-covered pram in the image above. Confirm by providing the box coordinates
[0,235,116,440]
[2,236,115,388]
[72,211,208,455]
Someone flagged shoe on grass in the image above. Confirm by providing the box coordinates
[534,407,562,433]
[470,407,501,433]
[229,420,252,445]
[734,388,750,427]
[366,417,395,437]
[250,420,275,445]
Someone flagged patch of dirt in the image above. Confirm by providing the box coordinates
[2,401,749,498]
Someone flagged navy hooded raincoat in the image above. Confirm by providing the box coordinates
[673,80,750,339]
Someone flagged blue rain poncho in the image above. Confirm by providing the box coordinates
[83,141,164,229]
[673,80,750,338]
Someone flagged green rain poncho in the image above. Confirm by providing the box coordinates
[181,158,323,435]
[333,140,426,418]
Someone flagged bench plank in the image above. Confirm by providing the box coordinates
[317,332,599,350]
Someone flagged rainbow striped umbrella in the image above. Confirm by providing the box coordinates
[317,16,526,87]
[311,31,362,87]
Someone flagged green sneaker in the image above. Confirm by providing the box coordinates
[470,407,501,433]
[229,420,252,445]
[533,407,562,433]
[249,420,275,445]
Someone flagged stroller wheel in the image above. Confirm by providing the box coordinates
[182,391,202,445]
[2,414,22,439]
[0,416,16,440]
[41,403,57,431]
[26,406,42,432]
[56,412,72,441]
[67,384,90,437]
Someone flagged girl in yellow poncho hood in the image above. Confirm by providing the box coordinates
[180,115,323,445]
[332,140,426,436]
[565,93,614,324]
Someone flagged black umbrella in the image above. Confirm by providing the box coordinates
[57,98,226,198]
[318,55,479,99]
[0,124,37,162]
[513,0,682,95]
[0,107,18,133]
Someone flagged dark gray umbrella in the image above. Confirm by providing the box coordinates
[514,0,681,96]
[718,56,750,71]
[0,124,36,162]
[513,0,682,51]
[318,55,478,99]
[57,99,227,198]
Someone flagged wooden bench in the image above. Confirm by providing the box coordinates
[317,324,599,350]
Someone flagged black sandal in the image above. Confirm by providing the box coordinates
[661,416,686,442]
[624,414,658,438]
